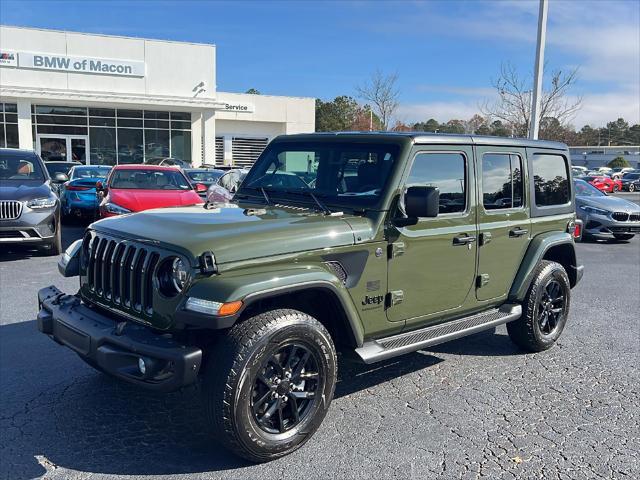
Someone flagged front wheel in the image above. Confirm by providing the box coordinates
[613,233,634,241]
[629,183,636,192]
[203,309,337,463]
[507,260,570,352]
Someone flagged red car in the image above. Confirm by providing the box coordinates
[583,175,621,193]
[98,165,206,217]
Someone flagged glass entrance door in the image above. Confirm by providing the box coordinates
[37,135,89,164]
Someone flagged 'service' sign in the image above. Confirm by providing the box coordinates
[17,52,145,77]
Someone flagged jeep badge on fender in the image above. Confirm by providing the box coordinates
[37,132,583,462]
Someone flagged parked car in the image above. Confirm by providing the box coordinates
[145,157,191,168]
[44,161,80,195]
[620,172,640,191]
[610,167,635,179]
[98,165,204,217]
[60,165,112,220]
[183,168,225,198]
[42,133,583,462]
[574,179,640,241]
[0,148,61,254]
[582,175,620,193]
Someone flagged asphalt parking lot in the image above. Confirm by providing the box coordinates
[1,195,639,480]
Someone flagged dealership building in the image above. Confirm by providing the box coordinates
[0,25,315,167]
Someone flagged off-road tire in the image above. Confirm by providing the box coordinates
[507,260,570,352]
[613,233,634,241]
[203,309,337,463]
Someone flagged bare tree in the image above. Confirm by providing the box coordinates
[356,70,400,130]
[481,62,582,137]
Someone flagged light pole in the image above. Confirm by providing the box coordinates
[529,0,548,140]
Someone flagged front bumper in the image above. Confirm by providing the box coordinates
[0,207,58,243]
[37,285,202,392]
[577,212,640,237]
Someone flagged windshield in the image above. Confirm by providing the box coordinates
[574,179,605,197]
[45,163,73,176]
[239,141,401,208]
[623,173,640,180]
[110,169,192,190]
[72,167,111,179]
[187,170,223,183]
[0,151,46,181]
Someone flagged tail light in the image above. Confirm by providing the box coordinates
[568,220,582,240]
[66,185,91,191]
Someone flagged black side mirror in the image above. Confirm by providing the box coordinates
[405,186,439,218]
[53,172,69,183]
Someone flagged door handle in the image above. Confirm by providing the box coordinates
[453,234,476,246]
[509,227,529,238]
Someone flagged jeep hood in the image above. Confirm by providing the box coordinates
[92,204,365,264]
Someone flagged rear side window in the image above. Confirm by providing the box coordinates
[532,154,570,206]
[407,152,466,214]
[482,153,524,210]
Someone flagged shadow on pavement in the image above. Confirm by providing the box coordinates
[0,319,499,478]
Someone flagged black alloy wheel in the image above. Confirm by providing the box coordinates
[507,260,571,352]
[536,279,566,336]
[251,343,319,434]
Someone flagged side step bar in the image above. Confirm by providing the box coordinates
[355,304,522,364]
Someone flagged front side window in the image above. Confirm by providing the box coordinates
[532,154,570,206]
[482,153,524,210]
[406,152,466,214]
[110,169,192,190]
[239,141,401,208]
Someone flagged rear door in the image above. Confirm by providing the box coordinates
[476,146,530,301]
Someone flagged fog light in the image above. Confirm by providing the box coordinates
[138,357,147,375]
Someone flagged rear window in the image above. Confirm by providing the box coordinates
[482,153,524,210]
[532,154,570,206]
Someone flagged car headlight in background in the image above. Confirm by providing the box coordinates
[580,205,609,215]
[157,256,190,296]
[26,197,56,209]
[103,202,131,215]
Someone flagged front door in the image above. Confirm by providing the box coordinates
[38,135,88,164]
[476,146,531,301]
[386,146,478,328]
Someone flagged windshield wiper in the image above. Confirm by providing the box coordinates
[308,191,332,215]
[259,187,272,205]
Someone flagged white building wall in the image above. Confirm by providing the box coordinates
[0,25,315,165]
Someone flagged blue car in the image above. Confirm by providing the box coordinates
[60,165,112,220]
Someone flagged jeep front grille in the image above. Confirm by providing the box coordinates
[0,201,22,220]
[85,234,160,316]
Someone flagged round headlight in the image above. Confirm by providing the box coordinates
[171,257,189,292]
[157,256,190,297]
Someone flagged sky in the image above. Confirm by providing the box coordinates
[1,0,638,128]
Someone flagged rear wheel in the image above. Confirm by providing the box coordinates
[203,309,337,462]
[507,260,570,352]
[613,233,634,241]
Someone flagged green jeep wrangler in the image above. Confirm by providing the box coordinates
[38,133,583,462]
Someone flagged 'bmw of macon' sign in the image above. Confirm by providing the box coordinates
[14,52,145,77]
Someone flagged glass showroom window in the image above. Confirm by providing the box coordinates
[0,103,19,148]
[89,108,116,165]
